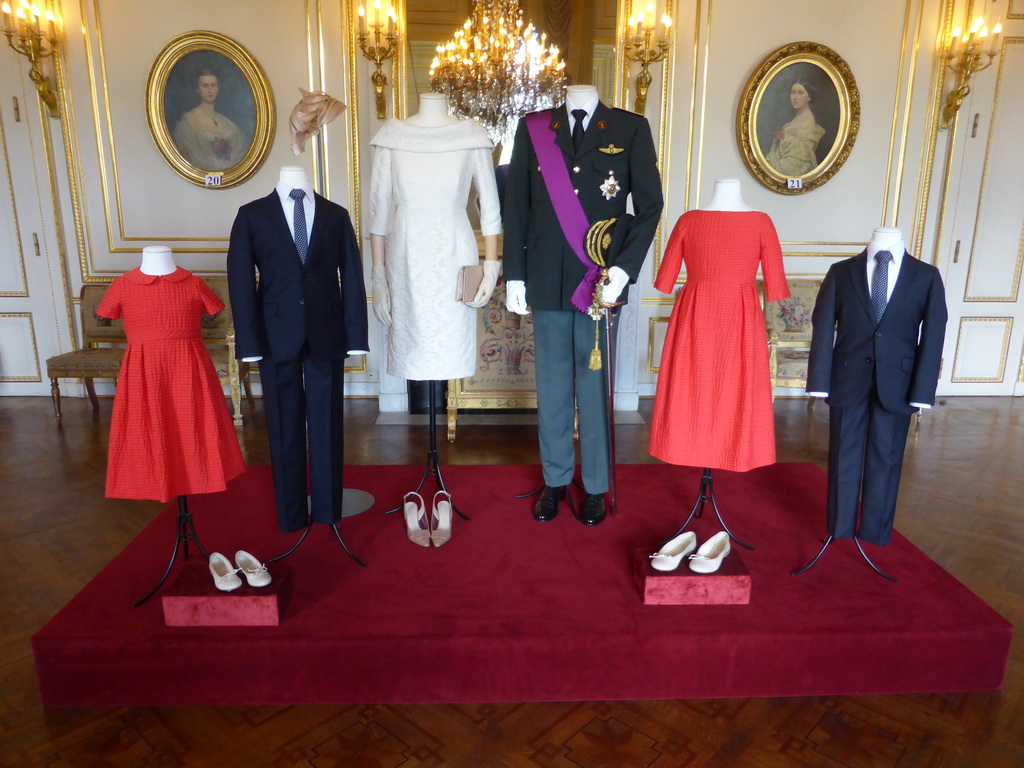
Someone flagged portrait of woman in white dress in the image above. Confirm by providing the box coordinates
[171,68,249,171]
[766,77,826,177]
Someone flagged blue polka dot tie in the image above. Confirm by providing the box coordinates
[289,188,308,264]
[871,250,892,324]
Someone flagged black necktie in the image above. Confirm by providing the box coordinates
[871,250,892,324]
[571,109,587,155]
[289,188,308,263]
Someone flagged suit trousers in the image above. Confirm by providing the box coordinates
[826,385,912,546]
[532,309,612,494]
[260,345,346,532]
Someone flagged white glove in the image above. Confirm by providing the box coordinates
[371,265,391,327]
[506,279,529,315]
[466,260,501,308]
[600,266,630,305]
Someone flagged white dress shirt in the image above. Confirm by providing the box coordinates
[275,180,316,240]
[567,92,600,134]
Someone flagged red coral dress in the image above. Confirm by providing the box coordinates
[649,210,790,471]
[97,268,245,502]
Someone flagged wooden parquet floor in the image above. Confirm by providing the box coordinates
[1,395,1021,767]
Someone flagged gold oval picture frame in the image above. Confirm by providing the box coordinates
[146,31,275,189]
[737,41,859,195]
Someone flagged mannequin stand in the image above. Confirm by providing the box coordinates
[660,468,755,551]
[133,495,208,607]
[791,535,899,582]
[267,519,367,567]
[386,380,469,520]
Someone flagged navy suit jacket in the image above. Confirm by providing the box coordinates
[227,190,368,363]
[806,250,947,414]
[502,102,664,311]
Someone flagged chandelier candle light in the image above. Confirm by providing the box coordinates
[357,0,399,120]
[622,2,671,115]
[2,0,60,117]
[941,9,1002,129]
[429,0,567,146]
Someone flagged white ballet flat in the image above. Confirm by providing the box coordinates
[688,531,731,574]
[209,552,242,592]
[649,531,697,572]
[234,550,272,587]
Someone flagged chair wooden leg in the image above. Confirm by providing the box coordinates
[84,378,100,410]
[228,356,243,426]
[49,378,63,425]
[243,375,254,407]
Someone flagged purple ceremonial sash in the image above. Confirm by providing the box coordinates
[525,112,600,312]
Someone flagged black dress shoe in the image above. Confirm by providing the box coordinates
[533,485,567,522]
[579,493,606,526]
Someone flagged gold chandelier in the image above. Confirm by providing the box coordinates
[429,0,566,145]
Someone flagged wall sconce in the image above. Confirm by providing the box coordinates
[622,3,671,114]
[2,0,60,118]
[357,0,399,120]
[941,11,1002,129]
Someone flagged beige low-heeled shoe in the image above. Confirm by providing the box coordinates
[404,492,431,547]
[431,490,453,547]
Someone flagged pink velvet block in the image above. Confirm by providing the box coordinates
[162,562,291,626]
[634,546,751,605]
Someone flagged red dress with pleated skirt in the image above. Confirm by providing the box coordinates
[97,267,245,502]
[649,210,790,471]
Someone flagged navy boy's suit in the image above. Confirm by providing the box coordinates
[227,190,368,532]
[806,250,947,545]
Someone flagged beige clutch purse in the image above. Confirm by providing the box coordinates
[455,265,484,303]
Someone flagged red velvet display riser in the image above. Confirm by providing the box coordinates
[162,563,292,626]
[634,547,751,604]
[32,463,1012,707]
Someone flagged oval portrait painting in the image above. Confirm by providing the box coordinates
[738,42,859,195]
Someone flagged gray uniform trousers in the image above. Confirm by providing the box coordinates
[532,309,613,493]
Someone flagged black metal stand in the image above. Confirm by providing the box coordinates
[267,518,367,567]
[133,495,208,607]
[387,380,468,520]
[660,468,755,551]
[791,535,899,582]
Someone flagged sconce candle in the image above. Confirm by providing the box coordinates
[356,0,399,119]
[2,0,60,117]
[940,10,1002,129]
[622,4,672,114]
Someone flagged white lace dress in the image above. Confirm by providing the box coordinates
[368,119,501,380]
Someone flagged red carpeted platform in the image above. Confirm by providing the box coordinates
[33,463,1012,707]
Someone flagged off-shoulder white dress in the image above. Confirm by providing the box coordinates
[368,119,501,380]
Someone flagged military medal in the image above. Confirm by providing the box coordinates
[599,144,625,154]
[599,172,620,200]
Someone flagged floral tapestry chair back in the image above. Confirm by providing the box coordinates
[761,278,822,397]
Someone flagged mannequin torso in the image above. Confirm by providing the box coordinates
[867,227,904,259]
[404,93,457,127]
[701,179,756,212]
[140,245,176,276]
[278,165,309,189]
[565,85,599,113]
